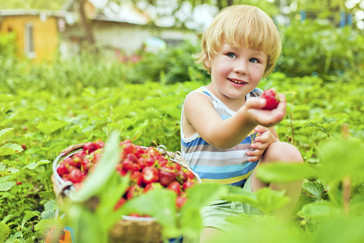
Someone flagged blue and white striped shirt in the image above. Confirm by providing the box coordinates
[181,86,262,187]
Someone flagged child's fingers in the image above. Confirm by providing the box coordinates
[250,142,266,150]
[247,146,265,157]
[245,97,266,109]
[254,125,268,134]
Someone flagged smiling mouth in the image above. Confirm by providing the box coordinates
[228,78,247,85]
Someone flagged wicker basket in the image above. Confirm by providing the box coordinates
[52,143,199,243]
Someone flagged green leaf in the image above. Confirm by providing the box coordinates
[21,211,40,229]
[0,128,14,144]
[318,137,364,184]
[41,200,57,219]
[97,173,130,230]
[119,188,179,238]
[0,222,10,243]
[302,180,325,200]
[221,189,258,206]
[24,160,50,170]
[297,200,341,219]
[67,205,107,243]
[0,181,15,192]
[180,183,229,239]
[37,120,67,134]
[312,216,364,243]
[70,131,121,202]
[256,162,317,183]
[0,143,23,156]
[255,188,290,214]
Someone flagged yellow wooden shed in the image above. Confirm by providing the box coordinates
[0,10,66,61]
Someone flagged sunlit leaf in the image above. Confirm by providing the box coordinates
[0,143,23,156]
[0,128,14,143]
[0,181,15,192]
[256,162,317,183]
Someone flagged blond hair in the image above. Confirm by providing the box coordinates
[197,5,281,76]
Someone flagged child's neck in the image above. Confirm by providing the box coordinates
[206,84,245,112]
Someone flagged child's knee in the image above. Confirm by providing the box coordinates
[264,141,303,163]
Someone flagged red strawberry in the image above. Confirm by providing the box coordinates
[184,170,196,180]
[145,158,155,167]
[68,169,84,184]
[125,185,142,200]
[137,157,148,169]
[131,171,143,186]
[122,159,141,172]
[57,163,69,176]
[183,179,195,191]
[114,198,126,211]
[167,181,181,195]
[83,142,99,154]
[261,89,280,110]
[176,195,187,209]
[159,168,176,187]
[141,167,159,185]
[126,153,138,163]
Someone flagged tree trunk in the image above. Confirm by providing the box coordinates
[78,0,96,48]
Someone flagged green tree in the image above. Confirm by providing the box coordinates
[0,0,65,10]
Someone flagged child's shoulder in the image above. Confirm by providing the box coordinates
[184,86,213,107]
[185,86,211,100]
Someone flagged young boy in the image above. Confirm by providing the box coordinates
[180,4,303,242]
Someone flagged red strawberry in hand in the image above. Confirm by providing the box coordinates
[261,89,280,110]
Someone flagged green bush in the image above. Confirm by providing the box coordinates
[276,20,364,77]
[0,33,16,57]
[125,41,209,84]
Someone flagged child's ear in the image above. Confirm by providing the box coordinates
[204,59,211,70]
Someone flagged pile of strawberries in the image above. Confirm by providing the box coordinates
[56,140,198,211]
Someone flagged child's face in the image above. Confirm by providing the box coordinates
[207,43,267,102]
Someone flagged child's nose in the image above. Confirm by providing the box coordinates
[233,59,248,74]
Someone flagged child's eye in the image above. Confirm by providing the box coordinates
[249,57,260,63]
[225,52,237,58]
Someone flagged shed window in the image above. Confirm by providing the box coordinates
[25,23,35,58]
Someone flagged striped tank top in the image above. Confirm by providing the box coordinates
[180,86,262,187]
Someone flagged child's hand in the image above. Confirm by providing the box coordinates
[247,126,278,162]
[244,94,286,127]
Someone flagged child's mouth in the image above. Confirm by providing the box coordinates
[228,78,247,87]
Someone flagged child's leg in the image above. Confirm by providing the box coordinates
[200,227,223,243]
[251,141,304,214]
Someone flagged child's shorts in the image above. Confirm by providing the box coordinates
[201,175,260,231]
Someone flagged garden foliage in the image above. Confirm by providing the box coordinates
[0,19,364,242]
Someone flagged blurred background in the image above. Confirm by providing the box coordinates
[0,0,363,63]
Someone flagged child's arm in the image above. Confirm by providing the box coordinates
[183,92,286,149]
